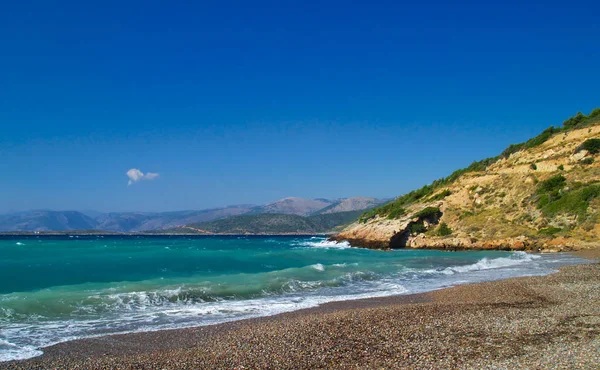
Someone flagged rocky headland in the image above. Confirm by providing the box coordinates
[334,110,600,252]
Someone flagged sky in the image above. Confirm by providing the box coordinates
[1,0,599,213]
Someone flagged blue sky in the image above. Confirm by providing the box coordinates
[1,0,599,212]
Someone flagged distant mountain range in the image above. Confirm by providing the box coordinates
[93,207,254,232]
[0,211,98,232]
[177,210,365,234]
[0,196,386,232]
[252,197,331,216]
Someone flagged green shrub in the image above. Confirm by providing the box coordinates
[537,227,562,236]
[577,138,600,155]
[414,207,441,219]
[460,211,474,220]
[410,222,426,234]
[530,163,538,170]
[535,174,567,210]
[428,189,451,201]
[562,112,586,129]
[558,164,564,171]
[539,183,600,219]
[537,174,567,194]
[358,209,379,223]
[396,185,435,205]
[501,126,559,159]
[358,185,435,221]
[436,222,452,236]
[359,202,406,222]
[581,157,595,165]
[387,207,406,219]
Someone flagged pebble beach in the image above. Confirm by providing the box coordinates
[2,251,599,369]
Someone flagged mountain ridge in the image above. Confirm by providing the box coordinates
[0,196,383,232]
[176,210,365,234]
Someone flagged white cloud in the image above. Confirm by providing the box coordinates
[127,168,159,185]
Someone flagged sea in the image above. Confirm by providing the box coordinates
[0,235,589,362]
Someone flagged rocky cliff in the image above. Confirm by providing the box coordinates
[334,109,600,252]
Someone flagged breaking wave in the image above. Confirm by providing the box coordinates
[426,251,542,275]
[293,239,351,249]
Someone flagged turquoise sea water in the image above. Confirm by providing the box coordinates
[0,235,588,361]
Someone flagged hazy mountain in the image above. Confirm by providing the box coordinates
[0,211,98,232]
[94,206,255,232]
[316,197,385,214]
[0,197,384,232]
[252,197,333,216]
[78,210,105,219]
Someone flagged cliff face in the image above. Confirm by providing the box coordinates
[334,114,600,252]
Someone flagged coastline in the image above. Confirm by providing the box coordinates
[0,232,332,236]
[330,234,600,253]
[2,250,598,369]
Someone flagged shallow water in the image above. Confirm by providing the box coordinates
[0,235,588,361]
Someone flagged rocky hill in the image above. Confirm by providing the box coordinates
[334,109,600,252]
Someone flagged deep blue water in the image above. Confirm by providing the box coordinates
[0,235,587,361]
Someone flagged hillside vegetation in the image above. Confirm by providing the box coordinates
[178,210,365,234]
[335,108,600,251]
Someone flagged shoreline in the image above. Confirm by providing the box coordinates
[330,235,600,253]
[0,232,332,237]
[4,232,596,254]
[2,250,598,369]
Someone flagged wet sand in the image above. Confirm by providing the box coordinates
[2,251,599,369]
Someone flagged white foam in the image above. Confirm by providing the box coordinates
[310,263,325,271]
[15,242,24,246]
[432,251,542,275]
[294,239,351,249]
[0,339,42,362]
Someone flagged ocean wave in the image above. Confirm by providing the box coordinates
[0,339,42,362]
[427,251,541,275]
[0,276,410,363]
[332,263,358,267]
[310,263,325,271]
[293,239,351,249]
